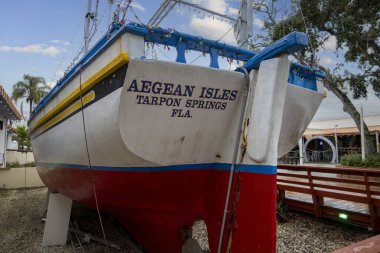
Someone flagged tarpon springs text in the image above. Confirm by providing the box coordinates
[127,79,238,118]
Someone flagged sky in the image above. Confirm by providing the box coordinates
[0,0,378,120]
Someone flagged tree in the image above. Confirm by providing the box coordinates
[251,0,379,155]
[12,74,49,115]
[15,125,31,151]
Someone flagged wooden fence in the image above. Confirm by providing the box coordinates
[277,164,380,231]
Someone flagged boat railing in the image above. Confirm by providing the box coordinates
[30,22,325,121]
[124,22,325,78]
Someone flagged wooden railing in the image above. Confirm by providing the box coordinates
[277,164,380,231]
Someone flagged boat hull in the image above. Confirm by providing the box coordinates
[29,33,323,252]
[37,164,276,253]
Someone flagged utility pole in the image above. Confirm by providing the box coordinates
[299,138,304,165]
[334,125,339,164]
[359,104,366,160]
[234,0,253,49]
[84,0,95,54]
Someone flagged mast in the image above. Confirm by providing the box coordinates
[107,0,114,27]
[148,0,253,49]
[234,0,253,49]
[84,0,94,54]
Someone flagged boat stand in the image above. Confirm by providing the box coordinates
[42,192,73,246]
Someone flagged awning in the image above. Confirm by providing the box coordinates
[0,85,22,121]
[304,125,380,137]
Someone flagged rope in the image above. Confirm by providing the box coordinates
[217,66,250,253]
[78,66,108,248]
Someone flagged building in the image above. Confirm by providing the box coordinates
[301,115,380,163]
[0,85,22,168]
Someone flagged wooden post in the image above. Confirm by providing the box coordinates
[307,167,322,217]
[364,172,377,231]
[277,189,285,203]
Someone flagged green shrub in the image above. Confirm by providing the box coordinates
[23,161,36,167]
[6,161,21,169]
[341,153,380,168]
[341,153,363,167]
[363,154,380,168]
[5,161,36,168]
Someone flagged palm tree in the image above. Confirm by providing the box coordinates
[12,74,50,115]
[15,125,31,151]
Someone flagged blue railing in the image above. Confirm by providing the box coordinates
[30,22,325,121]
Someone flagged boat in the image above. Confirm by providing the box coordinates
[29,20,325,253]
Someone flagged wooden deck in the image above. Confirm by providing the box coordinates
[277,164,380,231]
[330,234,380,253]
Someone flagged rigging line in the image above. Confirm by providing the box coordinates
[50,9,86,82]
[129,6,144,24]
[189,25,234,64]
[297,0,318,66]
[156,46,172,60]
[78,66,109,249]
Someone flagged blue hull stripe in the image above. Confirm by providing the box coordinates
[37,162,277,175]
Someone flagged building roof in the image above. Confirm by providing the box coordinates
[304,125,380,137]
[0,85,22,121]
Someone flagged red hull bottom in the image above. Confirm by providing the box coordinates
[38,167,276,253]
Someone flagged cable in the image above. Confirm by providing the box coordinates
[78,66,108,249]
[129,6,143,24]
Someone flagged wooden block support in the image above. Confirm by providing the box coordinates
[42,192,72,246]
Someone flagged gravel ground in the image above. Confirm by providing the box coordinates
[0,187,375,253]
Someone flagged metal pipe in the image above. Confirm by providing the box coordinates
[217,67,250,253]
[376,131,379,153]
[334,124,339,164]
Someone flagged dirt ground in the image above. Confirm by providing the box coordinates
[0,187,375,253]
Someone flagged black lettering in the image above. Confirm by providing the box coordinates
[163,83,174,95]
[184,85,195,97]
[205,88,213,99]
[152,82,162,94]
[141,80,152,93]
[127,79,139,92]
[173,85,182,96]
[213,89,222,99]
[221,90,230,100]
[151,96,159,105]
[199,87,207,98]
[136,95,144,104]
[230,90,238,101]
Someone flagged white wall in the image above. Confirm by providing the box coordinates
[0,117,7,167]
[6,150,34,164]
[7,133,17,150]
[0,167,45,189]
